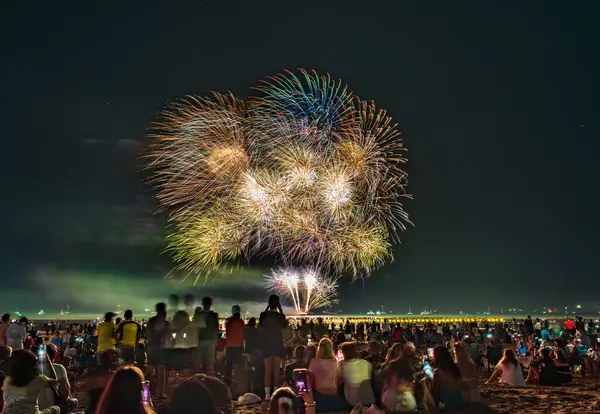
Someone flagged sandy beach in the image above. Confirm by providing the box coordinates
[229,375,600,414]
[72,373,599,413]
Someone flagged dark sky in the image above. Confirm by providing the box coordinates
[1,1,598,315]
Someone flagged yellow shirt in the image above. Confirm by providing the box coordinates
[96,322,115,353]
[116,320,141,347]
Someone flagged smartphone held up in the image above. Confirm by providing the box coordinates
[292,368,308,395]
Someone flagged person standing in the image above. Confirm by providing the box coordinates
[524,316,534,337]
[195,297,219,373]
[225,305,245,382]
[96,312,116,364]
[259,294,286,400]
[116,310,141,363]
[4,317,28,352]
[0,314,10,347]
[146,303,169,399]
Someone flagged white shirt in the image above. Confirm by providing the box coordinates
[4,324,27,351]
[309,358,338,391]
[337,359,374,406]
[497,361,526,387]
[534,322,541,331]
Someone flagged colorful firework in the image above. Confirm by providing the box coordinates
[148,69,412,281]
[265,267,339,313]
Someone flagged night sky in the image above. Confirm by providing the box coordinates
[2,2,598,315]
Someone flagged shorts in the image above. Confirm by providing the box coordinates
[147,347,167,366]
[194,340,216,368]
[117,344,135,363]
[97,350,112,365]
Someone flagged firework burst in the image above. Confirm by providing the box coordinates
[148,69,412,281]
[266,267,339,313]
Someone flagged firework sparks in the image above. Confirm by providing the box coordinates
[265,267,339,313]
[148,69,412,282]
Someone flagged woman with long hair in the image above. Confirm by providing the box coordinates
[383,343,403,366]
[96,366,155,414]
[307,338,347,411]
[432,345,463,410]
[486,348,526,387]
[552,348,573,384]
[453,343,479,404]
[259,294,287,400]
[379,356,416,412]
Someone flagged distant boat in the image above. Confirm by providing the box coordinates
[38,310,45,315]
[407,306,413,315]
[366,310,375,315]
[64,305,71,314]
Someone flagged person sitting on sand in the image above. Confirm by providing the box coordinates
[38,343,77,411]
[306,344,317,364]
[285,345,308,384]
[193,374,233,414]
[308,338,347,412]
[165,375,220,414]
[96,366,155,414]
[2,350,61,414]
[337,342,375,407]
[379,356,417,412]
[552,348,573,384]
[453,343,480,404]
[517,341,528,356]
[486,349,526,387]
[432,346,463,410]
[526,348,560,386]
[485,338,503,370]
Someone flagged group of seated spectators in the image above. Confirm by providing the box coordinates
[280,337,479,412]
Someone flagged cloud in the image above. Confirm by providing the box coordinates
[81,137,106,145]
[117,138,141,150]
[26,264,270,317]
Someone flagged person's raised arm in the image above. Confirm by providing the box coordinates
[41,375,59,387]
[56,365,71,397]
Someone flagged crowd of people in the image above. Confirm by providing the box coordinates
[0,297,599,414]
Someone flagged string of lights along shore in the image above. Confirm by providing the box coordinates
[148,69,412,313]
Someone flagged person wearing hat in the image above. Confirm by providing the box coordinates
[225,305,245,382]
[96,312,116,364]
